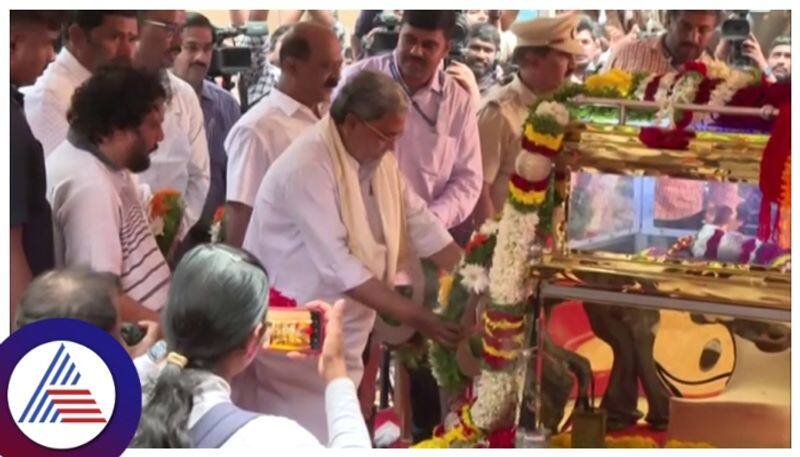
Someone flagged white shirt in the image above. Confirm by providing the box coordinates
[22,47,91,156]
[234,124,451,441]
[46,136,171,310]
[139,364,370,448]
[224,88,320,208]
[136,72,210,236]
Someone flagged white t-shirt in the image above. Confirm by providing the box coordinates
[46,135,171,310]
[224,88,321,208]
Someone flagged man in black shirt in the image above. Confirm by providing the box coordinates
[9,11,64,326]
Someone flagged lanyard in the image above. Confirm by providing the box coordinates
[389,56,441,131]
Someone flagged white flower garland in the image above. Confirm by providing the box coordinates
[535,101,570,127]
[471,370,519,431]
[487,203,540,305]
[459,263,490,295]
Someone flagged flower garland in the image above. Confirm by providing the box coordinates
[147,188,184,256]
[209,205,226,243]
[429,219,498,393]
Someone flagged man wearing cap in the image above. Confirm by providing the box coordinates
[473,13,582,226]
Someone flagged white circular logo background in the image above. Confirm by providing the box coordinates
[7,340,116,450]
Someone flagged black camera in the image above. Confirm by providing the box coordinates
[444,12,470,68]
[363,11,401,57]
[208,22,268,77]
[721,11,751,68]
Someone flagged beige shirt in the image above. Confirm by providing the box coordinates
[477,74,538,210]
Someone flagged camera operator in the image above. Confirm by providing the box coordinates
[171,12,241,254]
[360,11,402,58]
[716,31,791,83]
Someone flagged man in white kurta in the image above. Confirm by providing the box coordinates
[232,71,462,442]
[133,10,210,238]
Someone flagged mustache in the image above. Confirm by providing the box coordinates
[191,61,208,69]
[324,78,340,88]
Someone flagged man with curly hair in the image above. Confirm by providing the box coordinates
[46,65,171,323]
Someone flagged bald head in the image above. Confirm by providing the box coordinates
[277,20,343,108]
[279,21,340,67]
[16,268,120,333]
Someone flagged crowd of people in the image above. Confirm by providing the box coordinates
[9,9,791,448]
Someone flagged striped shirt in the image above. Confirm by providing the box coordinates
[46,132,171,310]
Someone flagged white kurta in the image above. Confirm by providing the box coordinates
[136,72,210,236]
[232,123,452,442]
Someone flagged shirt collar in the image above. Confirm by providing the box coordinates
[67,129,120,171]
[60,47,92,83]
[389,51,444,95]
[510,73,538,107]
[270,87,321,120]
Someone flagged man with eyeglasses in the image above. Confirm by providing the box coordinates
[133,10,210,247]
[171,12,241,252]
[23,10,139,157]
[233,70,463,443]
[224,21,343,248]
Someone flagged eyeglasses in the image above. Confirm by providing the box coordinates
[144,19,183,38]
[358,117,399,145]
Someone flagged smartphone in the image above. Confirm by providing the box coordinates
[265,308,324,353]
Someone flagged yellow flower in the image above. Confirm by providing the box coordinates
[484,317,524,331]
[482,340,519,359]
[438,273,454,307]
[509,181,547,206]
[665,439,714,448]
[605,435,658,448]
[585,69,634,97]
[524,123,564,151]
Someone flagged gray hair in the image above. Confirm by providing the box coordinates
[17,268,120,332]
[330,70,408,123]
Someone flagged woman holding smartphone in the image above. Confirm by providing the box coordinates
[132,244,371,448]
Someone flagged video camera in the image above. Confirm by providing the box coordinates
[363,11,402,57]
[443,12,470,68]
[721,11,752,68]
[208,22,269,77]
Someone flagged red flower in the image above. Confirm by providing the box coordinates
[683,61,708,77]
[465,233,489,256]
[485,308,525,323]
[213,205,225,224]
[510,173,549,192]
[643,75,662,101]
[487,426,517,448]
[638,127,695,150]
[483,352,513,370]
[269,288,298,308]
[521,136,560,158]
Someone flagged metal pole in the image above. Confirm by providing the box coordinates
[570,95,780,119]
